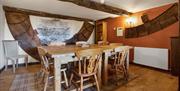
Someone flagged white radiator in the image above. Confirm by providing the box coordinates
[134,47,169,70]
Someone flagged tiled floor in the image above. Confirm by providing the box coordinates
[0,64,178,91]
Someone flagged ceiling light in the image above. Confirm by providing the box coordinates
[100,0,105,4]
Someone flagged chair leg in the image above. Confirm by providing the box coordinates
[25,56,28,68]
[115,66,119,80]
[39,69,44,78]
[16,59,18,68]
[125,70,129,80]
[94,75,100,91]
[80,76,83,91]
[43,74,49,91]
[38,65,44,79]
[5,58,8,71]
[12,60,16,73]
[63,70,68,87]
[122,66,128,81]
[42,72,46,84]
[69,74,74,86]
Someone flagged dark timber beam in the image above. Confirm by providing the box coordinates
[59,0,132,15]
[3,6,94,22]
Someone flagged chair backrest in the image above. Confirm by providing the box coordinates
[2,40,19,58]
[110,43,123,46]
[76,41,88,46]
[75,48,102,75]
[49,41,66,46]
[37,47,50,71]
[113,47,129,66]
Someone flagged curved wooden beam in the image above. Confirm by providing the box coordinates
[125,3,179,38]
[5,12,41,60]
[4,7,95,60]
[65,21,94,44]
[59,0,132,15]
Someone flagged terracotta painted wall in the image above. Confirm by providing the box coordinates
[101,3,179,68]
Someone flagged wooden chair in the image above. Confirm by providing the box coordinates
[70,48,102,91]
[2,40,28,73]
[109,47,129,81]
[109,43,124,56]
[37,47,68,91]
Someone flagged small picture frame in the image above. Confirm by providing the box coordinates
[116,27,124,36]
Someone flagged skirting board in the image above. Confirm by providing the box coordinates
[0,62,40,73]
[0,66,5,73]
[8,62,40,67]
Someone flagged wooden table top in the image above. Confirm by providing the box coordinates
[40,44,132,55]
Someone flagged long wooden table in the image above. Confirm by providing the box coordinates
[41,45,132,91]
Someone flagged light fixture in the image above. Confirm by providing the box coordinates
[100,0,105,4]
[125,16,137,28]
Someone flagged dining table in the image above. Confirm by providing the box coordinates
[40,44,132,91]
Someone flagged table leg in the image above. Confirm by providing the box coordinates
[98,56,102,88]
[126,50,130,69]
[54,58,61,91]
[103,51,109,85]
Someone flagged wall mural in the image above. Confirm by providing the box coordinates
[30,16,84,45]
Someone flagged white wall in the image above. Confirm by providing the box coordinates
[0,3,5,69]
[87,30,95,44]
[87,22,95,44]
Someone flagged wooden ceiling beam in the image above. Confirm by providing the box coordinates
[59,0,132,15]
[3,6,94,22]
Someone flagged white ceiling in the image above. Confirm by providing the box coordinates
[1,0,178,20]
[93,0,178,12]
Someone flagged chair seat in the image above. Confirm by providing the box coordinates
[6,55,28,60]
[7,54,28,59]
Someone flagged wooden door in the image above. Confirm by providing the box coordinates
[95,21,107,43]
[171,37,180,76]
